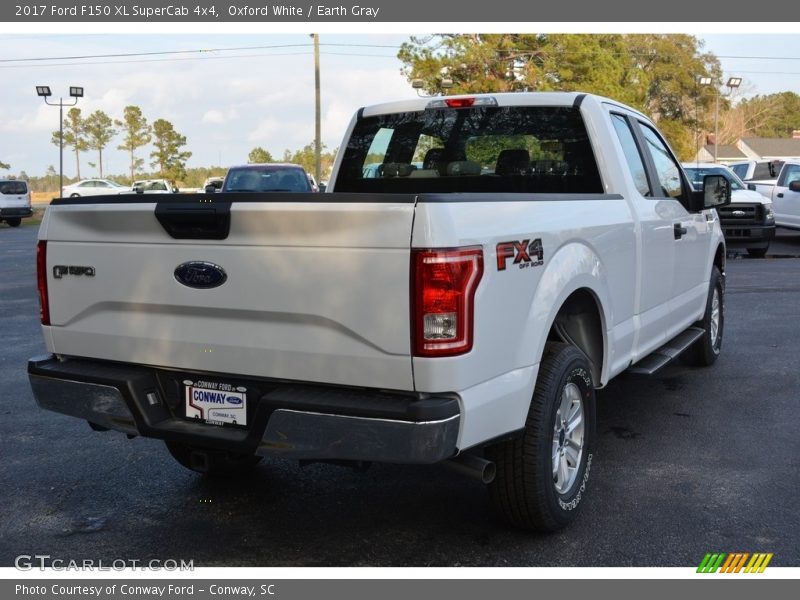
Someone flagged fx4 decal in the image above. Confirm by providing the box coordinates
[496,239,544,271]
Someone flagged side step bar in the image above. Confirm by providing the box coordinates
[626,327,705,375]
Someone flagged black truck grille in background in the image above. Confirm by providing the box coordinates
[718,203,762,226]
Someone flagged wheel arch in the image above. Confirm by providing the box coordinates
[522,242,613,389]
[547,288,606,387]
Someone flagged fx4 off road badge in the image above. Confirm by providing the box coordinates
[496,239,543,271]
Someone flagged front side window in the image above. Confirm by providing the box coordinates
[778,163,800,187]
[639,123,684,200]
[335,105,602,194]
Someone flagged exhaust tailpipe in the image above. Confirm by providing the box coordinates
[444,453,496,484]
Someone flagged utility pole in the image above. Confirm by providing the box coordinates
[312,33,322,186]
[699,76,741,163]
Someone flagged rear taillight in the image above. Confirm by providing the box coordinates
[412,247,483,357]
[37,240,50,325]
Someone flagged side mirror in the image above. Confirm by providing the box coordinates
[702,174,731,209]
[135,186,144,194]
[789,180,800,193]
[747,183,756,191]
[204,185,217,194]
[172,186,179,194]
[318,183,327,193]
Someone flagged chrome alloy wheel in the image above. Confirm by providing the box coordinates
[551,382,585,495]
[710,286,721,348]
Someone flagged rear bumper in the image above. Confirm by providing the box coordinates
[721,223,775,248]
[28,355,460,464]
[0,206,33,218]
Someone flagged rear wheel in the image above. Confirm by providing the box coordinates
[486,343,596,531]
[746,247,768,258]
[6,218,21,227]
[165,441,262,477]
[685,266,724,366]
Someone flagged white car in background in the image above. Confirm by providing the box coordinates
[62,179,129,197]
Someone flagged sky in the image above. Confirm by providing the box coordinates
[2,32,800,179]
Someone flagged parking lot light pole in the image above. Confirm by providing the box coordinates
[36,85,83,198]
[700,77,741,163]
[311,34,321,187]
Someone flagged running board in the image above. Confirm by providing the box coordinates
[626,327,705,375]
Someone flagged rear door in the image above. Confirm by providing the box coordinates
[41,194,417,391]
[608,112,674,358]
[0,180,29,208]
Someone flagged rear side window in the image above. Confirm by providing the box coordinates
[335,106,602,194]
[610,114,651,197]
[0,181,27,195]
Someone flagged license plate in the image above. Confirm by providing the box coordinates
[184,380,247,427]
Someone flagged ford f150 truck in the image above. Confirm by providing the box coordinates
[749,161,800,229]
[28,92,731,532]
[683,163,775,257]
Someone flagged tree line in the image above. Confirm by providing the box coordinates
[51,105,191,184]
[397,33,800,160]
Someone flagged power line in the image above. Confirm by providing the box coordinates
[0,42,401,64]
[0,50,398,70]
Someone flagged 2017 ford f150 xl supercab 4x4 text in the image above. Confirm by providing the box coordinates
[28,93,731,531]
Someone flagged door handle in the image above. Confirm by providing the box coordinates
[674,223,688,240]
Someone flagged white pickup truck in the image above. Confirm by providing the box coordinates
[747,161,800,229]
[28,92,731,532]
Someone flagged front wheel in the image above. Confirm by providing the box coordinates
[6,218,21,227]
[486,342,596,531]
[685,266,724,366]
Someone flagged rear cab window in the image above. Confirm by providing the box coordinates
[0,181,28,195]
[223,166,311,193]
[335,105,603,194]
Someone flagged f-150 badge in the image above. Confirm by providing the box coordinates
[496,239,544,271]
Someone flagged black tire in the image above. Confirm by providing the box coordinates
[486,342,596,532]
[6,218,21,227]
[685,266,724,366]
[165,441,262,477]
[746,247,768,258]
[70,193,80,198]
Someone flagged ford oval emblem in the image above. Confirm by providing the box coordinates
[174,261,227,289]
[226,396,243,405]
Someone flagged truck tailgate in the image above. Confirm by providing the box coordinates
[40,195,417,390]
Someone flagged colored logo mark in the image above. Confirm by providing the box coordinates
[697,552,773,573]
